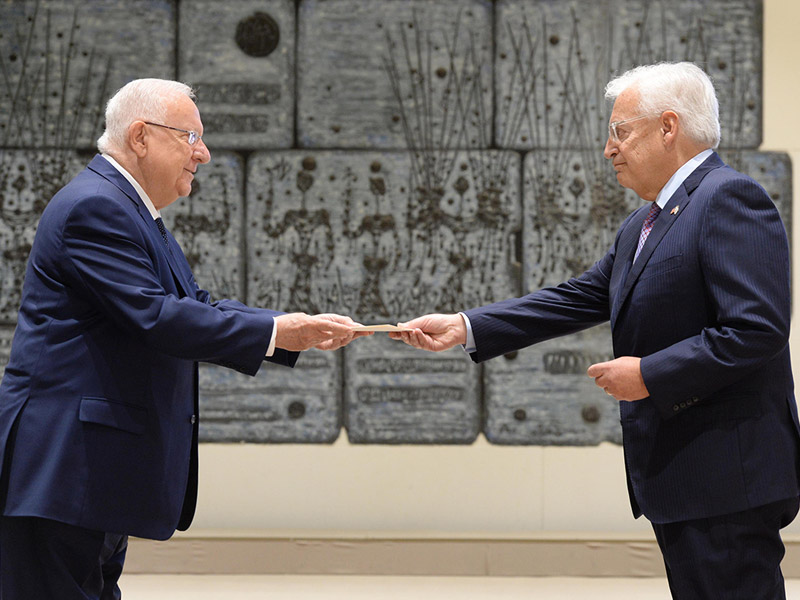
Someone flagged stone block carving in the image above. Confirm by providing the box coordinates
[484,325,622,445]
[496,0,762,150]
[0,150,84,324]
[162,151,244,301]
[297,0,493,148]
[247,150,521,323]
[199,349,341,443]
[245,149,519,443]
[0,0,174,149]
[522,150,642,290]
[180,0,294,149]
[344,334,480,443]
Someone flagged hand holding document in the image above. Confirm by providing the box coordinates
[387,313,468,352]
[351,324,414,332]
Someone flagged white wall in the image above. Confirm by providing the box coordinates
[191,0,800,537]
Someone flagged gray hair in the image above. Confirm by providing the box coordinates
[96,79,196,154]
[604,62,720,149]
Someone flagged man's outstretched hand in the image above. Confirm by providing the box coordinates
[388,313,467,352]
[274,313,372,351]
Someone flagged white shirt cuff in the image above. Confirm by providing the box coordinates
[265,316,277,357]
[459,312,476,353]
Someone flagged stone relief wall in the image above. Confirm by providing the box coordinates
[0,0,790,445]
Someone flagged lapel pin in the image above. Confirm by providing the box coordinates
[670,205,680,215]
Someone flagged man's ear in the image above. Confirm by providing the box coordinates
[660,111,679,147]
[128,121,148,158]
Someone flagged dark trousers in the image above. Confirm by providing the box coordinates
[0,515,127,600]
[652,496,800,600]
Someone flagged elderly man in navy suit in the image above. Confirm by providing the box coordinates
[0,78,368,599]
[391,62,800,599]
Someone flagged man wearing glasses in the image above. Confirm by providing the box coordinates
[391,62,800,598]
[0,78,367,599]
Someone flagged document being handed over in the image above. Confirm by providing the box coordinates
[351,324,414,332]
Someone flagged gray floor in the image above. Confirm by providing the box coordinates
[118,575,800,599]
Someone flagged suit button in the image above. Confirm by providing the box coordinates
[190,414,197,425]
[679,402,687,409]
[691,396,699,403]
[673,404,680,412]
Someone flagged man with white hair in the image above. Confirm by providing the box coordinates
[0,78,367,599]
[391,62,800,598]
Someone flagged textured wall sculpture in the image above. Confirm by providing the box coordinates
[0,0,790,445]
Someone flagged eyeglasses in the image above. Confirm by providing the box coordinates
[608,114,655,143]
[144,121,202,146]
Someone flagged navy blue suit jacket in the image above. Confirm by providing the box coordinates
[0,155,298,540]
[466,153,800,523]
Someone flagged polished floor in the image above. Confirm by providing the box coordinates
[119,575,800,599]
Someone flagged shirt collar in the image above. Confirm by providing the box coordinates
[654,148,714,209]
[101,153,161,220]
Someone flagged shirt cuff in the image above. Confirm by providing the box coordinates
[459,312,476,353]
[265,316,277,357]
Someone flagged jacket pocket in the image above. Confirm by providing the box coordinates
[639,254,683,281]
[79,396,147,435]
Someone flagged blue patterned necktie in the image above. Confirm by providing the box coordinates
[155,217,169,248]
[633,203,661,262]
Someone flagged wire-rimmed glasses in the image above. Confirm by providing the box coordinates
[608,114,655,143]
[144,121,202,146]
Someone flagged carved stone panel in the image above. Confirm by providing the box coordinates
[484,325,622,445]
[487,151,632,444]
[0,0,174,149]
[180,0,294,149]
[0,150,84,324]
[496,0,763,150]
[162,151,244,301]
[246,150,522,323]
[523,150,641,290]
[344,334,480,443]
[245,149,519,444]
[199,350,341,443]
[297,0,493,148]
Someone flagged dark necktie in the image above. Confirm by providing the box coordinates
[155,217,169,248]
[633,203,661,262]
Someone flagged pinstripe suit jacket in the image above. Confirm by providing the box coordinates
[465,153,800,523]
[0,155,298,540]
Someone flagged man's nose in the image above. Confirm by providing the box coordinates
[603,136,618,160]
[194,139,211,164]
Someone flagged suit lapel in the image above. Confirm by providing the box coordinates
[152,220,194,298]
[613,191,689,321]
[87,155,194,298]
[611,152,725,323]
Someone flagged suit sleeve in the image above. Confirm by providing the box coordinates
[59,195,294,375]
[464,247,615,363]
[192,283,296,367]
[640,177,790,418]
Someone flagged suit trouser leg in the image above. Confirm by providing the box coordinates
[0,515,128,600]
[651,496,800,600]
